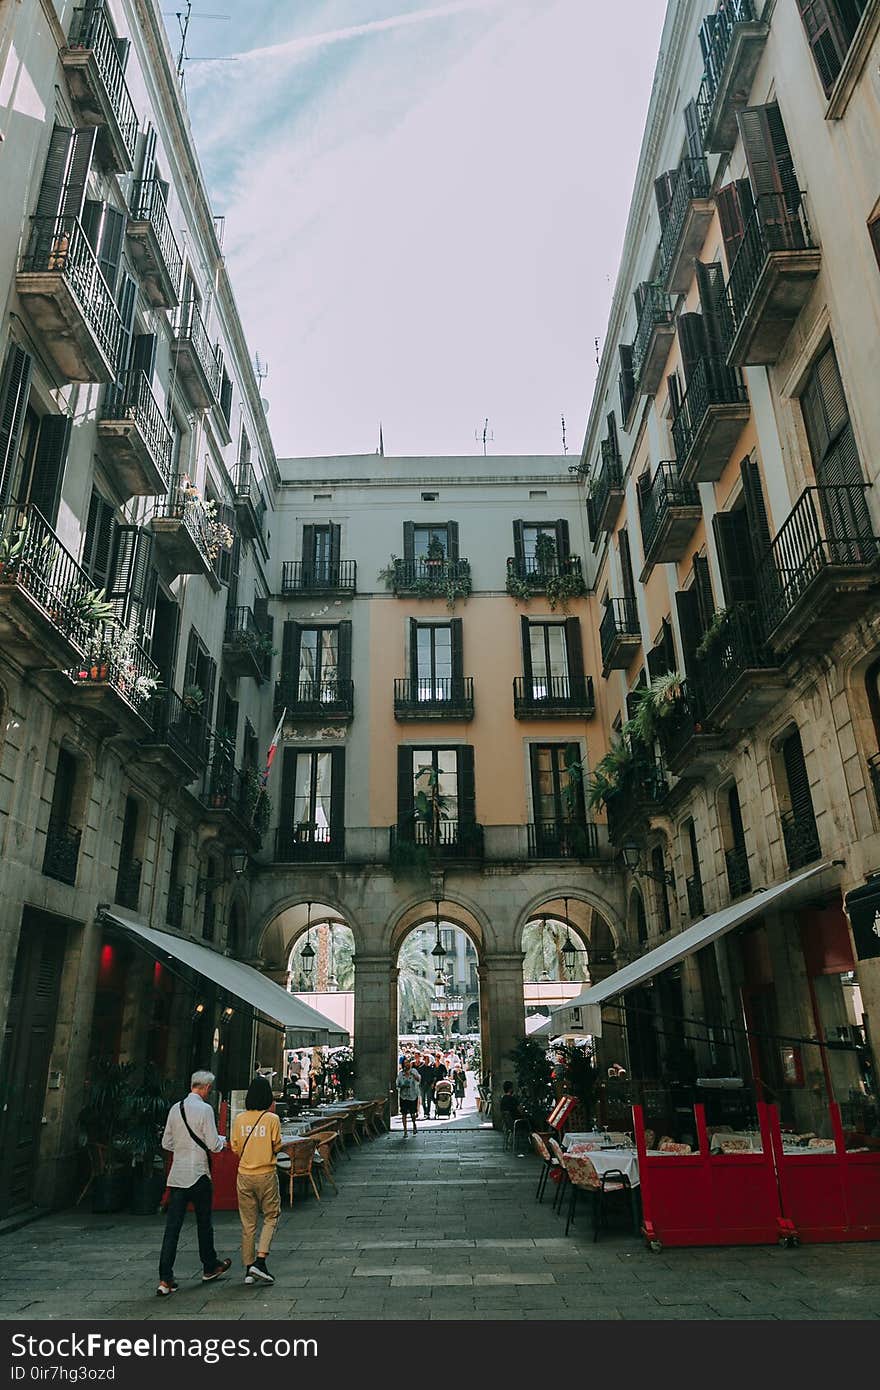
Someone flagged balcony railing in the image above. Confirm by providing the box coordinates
[0,504,100,660]
[869,753,880,819]
[115,856,142,911]
[128,178,182,303]
[506,554,585,592]
[658,156,712,288]
[201,758,263,842]
[166,883,184,929]
[591,442,624,533]
[671,357,747,477]
[686,874,705,920]
[274,824,343,863]
[696,0,765,151]
[224,606,267,680]
[390,557,472,597]
[152,474,213,572]
[638,461,701,563]
[391,817,484,860]
[172,300,221,404]
[781,809,821,872]
[42,820,81,885]
[605,753,668,845]
[19,215,123,377]
[276,677,355,720]
[757,486,879,640]
[513,674,595,718]
[281,560,357,594]
[725,845,752,899]
[527,820,600,861]
[101,369,173,490]
[724,192,820,364]
[599,596,640,670]
[71,620,161,722]
[632,282,675,391]
[394,677,474,720]
[66,4,138,169]
[142,689,207,773]
[697,602,778,720]
[657,680,716,770]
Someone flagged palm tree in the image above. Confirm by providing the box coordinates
[397,930,433,1031]
[289,922,356,991]
[522,917,587,982]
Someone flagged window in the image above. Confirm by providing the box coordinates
[651,845,673,932]
[278,747,345,856]
[183,627,216,729]
[397,745,476,848]
[413,623,452,698]
[413,524,449,559]
[529,743,584,829]
[42,747,82,885]
[774,726,821,870]
[683,818,703,919]
[295,752,332,843]
[796,0,870,95]
[299,627,338,689]
[302,522,340,584]
[401,521,459,565]
[801,342,871,548]
[116,796,143,910]
[82,489,118,589]
[721,782,751,898]
[281,621,352,701]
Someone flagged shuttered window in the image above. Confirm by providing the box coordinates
[736,103,800,214]
[712,509,756,606]
[17,414,71,527]
[529,743,584,827]
[796,0,869,95]
[618,529,636,603]
[0,342,34,507]
[81,200,125,293]
[618,343,635,423]
[34,125,96,223]
[781,727,818,830]
[801,344,870,549]
[82,489,117,589]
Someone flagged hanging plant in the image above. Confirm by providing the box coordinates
[696,608,733,662]
[626,670,685,746]
[587,739,636,810]
[544,569,588,613]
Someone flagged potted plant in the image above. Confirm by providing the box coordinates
[119,1063,171,1215]
[555,1044,599,1128]
[0,515,29,581]
[78,1059,135,1213]
[507,1037,555,1130]
[182,683,204,715]
[332,1047,355,1097]
[534,531,558,578]
[425,534,446,573]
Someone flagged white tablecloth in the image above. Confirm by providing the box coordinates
[562,1132,608,1150]
[566,1145,640,1188]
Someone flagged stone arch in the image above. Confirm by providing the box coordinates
[513,884,624,956]
[257,893,365,970]
[387,892,489,960]
[627,885,648,947]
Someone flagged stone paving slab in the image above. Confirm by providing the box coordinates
[3,1127,880,1321]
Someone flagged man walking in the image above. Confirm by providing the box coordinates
[396,1057,421,1137]
[157,1069,231,1297]
[419,1052,436,1120]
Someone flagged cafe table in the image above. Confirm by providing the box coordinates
[565,1142,641,1189]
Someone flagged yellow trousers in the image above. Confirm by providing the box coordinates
[236,1169,281,1267]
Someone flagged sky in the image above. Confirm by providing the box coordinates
[169,0,667,459]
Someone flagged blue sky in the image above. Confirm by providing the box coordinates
[169,1,666,458]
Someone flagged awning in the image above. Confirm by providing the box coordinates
[528,1005,603,1038]
[99,908,350,1046]
[555,861,835,1012]
[844,879,880,962]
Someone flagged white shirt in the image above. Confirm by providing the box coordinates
[161,1092,226,1188]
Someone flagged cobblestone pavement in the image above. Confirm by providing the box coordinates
[2,1126,879,1321]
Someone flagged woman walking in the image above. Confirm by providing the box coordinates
[231,1076,282,1285]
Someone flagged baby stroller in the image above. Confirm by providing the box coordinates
[433,1078,455,1118]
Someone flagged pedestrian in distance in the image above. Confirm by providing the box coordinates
[231,1075,282,1286]
[157,1069,231,1297]
[419,1053,436,1119]
[396,1057,421,1137]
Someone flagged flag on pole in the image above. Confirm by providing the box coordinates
[262,709,286,787]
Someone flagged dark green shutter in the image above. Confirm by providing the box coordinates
[97,204,125,293]
[130,332,157,384]
[677,313,707,382]
[667,371,682,421]
[34,125,96,222]
[279,748,297,836]
[457,745,476,827]
[619,529,636,603]
[520,616,533,685]
[402,521,415,564]
[675,588,702,678]
[114,271,136,388]
[329,523,341,570]
[565,741,585,819]
[683,98,703,159]
[204,656,217,730]
[712,511,754,606]
[281,621,299,686]
[450,618,463,685]
[336,620,352,687]
[330,747,346,846]
[106,523,136,621]
[27,415,71,526]
[184,628,199,690]
[528,744,543,822]
[618,343,635,423]
[654,171,676,229]
[408,617,419,686]
[555,519,570,561]
[397,745,414,827]
[253,594,268,631]
[301,524,315,581]
[782,727,815,824]
[0,343,34,506]
[138,123,157,186]
[586,498,597,542]
[446,521,459,561]
[662,616,676,672]
[564,617,584,691]
[693,554,715,631]
[512,519,525,565]
[740,457,773,557]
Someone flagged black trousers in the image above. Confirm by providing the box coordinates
[420,1082,433,1116]
[159,1175,218,1281]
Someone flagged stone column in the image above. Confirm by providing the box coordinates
[480,952,526,1123]
[256,969,289,1081]
[352,954,397,1112]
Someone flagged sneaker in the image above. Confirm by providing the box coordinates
[202,1258,232,1283]
[249,1260,274,1285]
[156,1280,178,1297]
[244,1270,255,1285]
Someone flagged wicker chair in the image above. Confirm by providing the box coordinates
[284,1138,321,1205]
[370,1097,388,1134]
[308,1129,339,1192]
[335,1109,358,1156]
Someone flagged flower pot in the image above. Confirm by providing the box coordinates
[91,1171,132,1214]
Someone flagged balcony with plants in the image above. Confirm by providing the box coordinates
[281,558,357,596]
[17,215,123,383]
[126,179,182,309]
[233,463,267,543]
[599,596,641,674]
[151,475,231,579]
[394,677,473,722]
[657,156,714,293]
[590,742,668,850]
[695,602,784,729]
[513,674,594,720]
[632,282,675,396]
[199,753,268,850]
[672,356,750,484]
[390,763,483,873]
[274,822,343,864]
[171,301,222,410]
[68,619,161,731]
[654,675,726,777]
[527,819,600,862]
[275,675,355,723]
[696,0,769,153]
[98,369,173,498]
[61,5,139,172]
[724,192,821,367]
[638,462,701,572]
[223,606,274,682]
[139,688,208,781]
[589,434,625,534]
[0,505,109,669]
[756,486,880,654]
[506,539,586,612]
[380,536,472,610]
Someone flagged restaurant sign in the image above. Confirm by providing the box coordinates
[843,879,880,961]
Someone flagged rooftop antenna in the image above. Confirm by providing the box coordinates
[594,336,600,367]
[170,5,230,81]
[378,423,385,457]
[253,353,268,387]
[561,414,568,455]
[475,417,494,457]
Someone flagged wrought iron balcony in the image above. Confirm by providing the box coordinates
[274,824,344,863]
[506,554,585,597]
[171,301,221,410]
[725,845,752,900]
[869,753,880,819]
[697,602,784,729]
[394,677,474,721]
[632,282,675,395]
[69,621,160,728]
[638,462,701,570]
[276,677,354,722]
[223,606,266,681]
[140,689,207,779]
[0,504,99,667]
[233,464,266,543]
[391,817,484,861]
[672,356,749,483]
[151,475,214,577]
[388,557,472,599]
[127,179,182,308]
[591,439,625,533]
[600,597,641,674]
[166,883,185,930]
[99,369,173,498]
[686,874,705,920]
[658,157,714,293]
[62,5,138,172]
[657,680,725,776]
[781,809,821,872]
[725,193,821,366]
[17,215,123,382]
[604,754,668,847]
[513,674,594,719]
[42,820,81,886]
[757,486,880,653]
[527,820,600,861]
[696,0,769,153]
[115,857,142,911]
[200,758,263,847]
[280,559,357,595]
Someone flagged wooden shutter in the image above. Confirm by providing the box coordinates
[28,416,71,527]
[564,617,585,690]
[281,620,299,686]
[606,412,619,460]
[408,617,419,686]
[336,620,352,686]
[131,530,156,640]
[512,520,525,566]
[34,125,96,222]
[683,98,703,159]
[565,741,585,818]
[450,618,463,684]
[695,261,730,358]
[713,511,755,606]
[397,745,414,826]
[693,554,715,631]
[215,503,235,584]
[457,745,476,827]
[93,204,125,293]
[183,628,200,690]
[139,123,157,186]
[301,524,315,580]
[129,332,157,384]
[675,588,702,678]
[279,747,297,836]
[647,643,667,680]
[528,743,543,821]
[0,343,34,506]
[667,371,681,421]
[654,171,676,229]
[796,0,848,94]
[737,103,800,208]
[520,616,533,685]
[215,682,229,742]
[662,615,676,672]
[677,313,707,383]
[402,521,415,564]
[329,522,341,569]
[204,656,217,729]
[618,528,636,603]
[330,747,346,845]
[253,594,268,632]
[740,457,773,556]
[618,343,635,422]
[782,728,815,824]
[219,371,232,425]
[114,271,136,387]
[107,524,138,622]
[83,491,118,589]
[446,521,459,561]
[586,497,597,542]
[729,783,747,857]
[634,281,649,320]
[716,181,753,268]
[555,519,570,561]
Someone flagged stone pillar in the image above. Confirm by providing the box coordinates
[480,952,526,1123]
[255,969,289,1080]
[352,954,397,1112]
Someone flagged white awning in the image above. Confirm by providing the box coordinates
[555,861,835,1012]
[100,909,350,1046]
[528,1005,603,1038]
